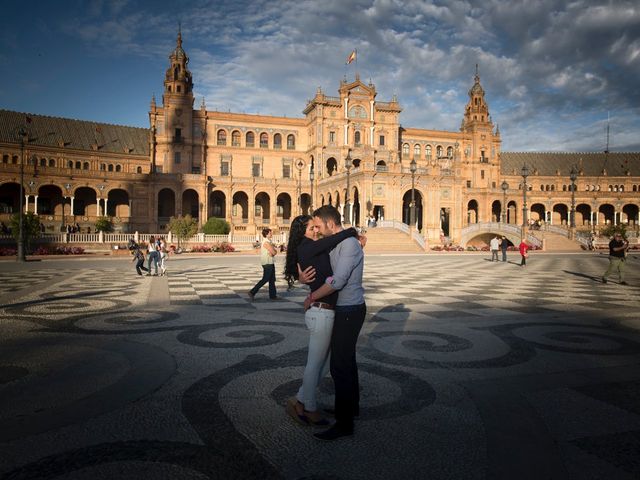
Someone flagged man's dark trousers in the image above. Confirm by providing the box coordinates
[330,303,366,430]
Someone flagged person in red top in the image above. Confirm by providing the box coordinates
[519,240,530,267]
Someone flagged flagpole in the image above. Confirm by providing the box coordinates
[355,48,358,78]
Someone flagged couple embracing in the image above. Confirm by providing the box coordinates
[283,205,366,441]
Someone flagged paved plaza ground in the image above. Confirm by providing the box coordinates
[0,252,639,479]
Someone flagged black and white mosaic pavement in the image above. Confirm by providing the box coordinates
[0,253,639,479]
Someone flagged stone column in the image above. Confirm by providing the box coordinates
[25,195,30,213]
[34,195,38,215]
[104,199,109,217]
[70,197,75,217]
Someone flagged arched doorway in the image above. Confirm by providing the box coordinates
[158,188,176,223]
[467,200,478,224]
[352,187,361,227]
[182,189,200,219]
[491,200,501,222]
[530,203,545,222]
[300,193,311,215]
[576,204,591,226]
[277,192,292,223]
[232,191,249,223]
[326,158,337,176]
[552,203,568,225]
[622,204,639,226]
[598,204,614,225]
[255,192,271,224]
[107,189,130,218]
[37,185,64,218]
[507,201,517,225]
[402,189,423,230]
[209,190,226,219]
[0,182,21,215]
[74,187,98,219]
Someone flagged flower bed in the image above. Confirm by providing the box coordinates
[33,246,86,255]
[188,242,235,253]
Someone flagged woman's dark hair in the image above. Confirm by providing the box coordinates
[261,228,271,238]
[284,215,312,285]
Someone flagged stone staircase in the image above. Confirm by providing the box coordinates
[531,231,584,251]
[362,227,424,253]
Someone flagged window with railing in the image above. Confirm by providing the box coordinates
[246,132,255,147]
[287,134,295,150]
[221,161,229,176]
[274,133,282,149]
[231,130,241,146]
[260,133,268,148]
[217,130,227,146]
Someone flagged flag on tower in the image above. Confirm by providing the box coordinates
[346,49,357,65]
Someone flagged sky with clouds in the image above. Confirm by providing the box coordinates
[1,0,639,152]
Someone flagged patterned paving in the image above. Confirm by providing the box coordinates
[0,254,639,479]
[167,255,638,319]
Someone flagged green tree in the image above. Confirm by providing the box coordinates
[202,217,230,235]
[169,214,199,248]
[599,223,627,239]
[10,212,41,252]
[95,216,114,232]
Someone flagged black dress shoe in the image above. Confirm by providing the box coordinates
[314,424,353,441]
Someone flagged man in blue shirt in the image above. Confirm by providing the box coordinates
[302,205,366,441]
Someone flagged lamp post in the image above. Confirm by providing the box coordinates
[344,151,352,224]
[309,162,315,214]
[62,183,72,232]
[17,128,27,262]
[409,158,417,227]
[569,165,577,230]
[295,158,305,215]
[501,180,509,223]
[521,164,529,228]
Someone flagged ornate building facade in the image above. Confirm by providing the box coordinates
[1,32,638,244]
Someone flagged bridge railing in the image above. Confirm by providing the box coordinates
[378,220,409,234]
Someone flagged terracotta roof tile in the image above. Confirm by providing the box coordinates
[0,109,149,155]
[501,152,640,177]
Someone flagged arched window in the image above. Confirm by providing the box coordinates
[287,134,295,149]
[274,133,282,149]
[115,164,122,172]
[354,131,361,146]
[100,163,106,171]
[136,166,142,174]
[231,130,241,146]
[562,185,567,191]
[75,161,81,169]
[447,146,453,157]
[540,185,545,191]
[414,144,421,157]
[402,143,410,155]
[68,160,74,168]
[246,131,255,147]
[550,185,555,191]
[49,158,55,167]
[619,185,624,192]
[2,154,8,163]
[425,145,432,157]
[83,162,90,170]
[39,158,46,167]
[260,133,269,148]
[436,145,443,157]
[217,130,227,146]
[108,164,114,172]
[12,155,18,164]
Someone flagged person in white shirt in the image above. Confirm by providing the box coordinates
[248,228,278,300]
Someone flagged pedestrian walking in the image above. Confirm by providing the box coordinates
[500,236,509,262]
[283,215,359,427]
[300,205,366,441]
[132,246,149,276]
[146,236,159,276]
[602,232,629,285]
[159,237,168,276]
[519,239,529,267]
[248,228,278,300]
[490,236,500,262]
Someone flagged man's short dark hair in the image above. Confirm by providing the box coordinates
[313,205,342,226]
[262,228,271,237]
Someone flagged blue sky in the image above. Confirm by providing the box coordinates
[1,0,639,152]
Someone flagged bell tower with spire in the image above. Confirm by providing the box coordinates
[158,26,195,174]
[460,65,500,166]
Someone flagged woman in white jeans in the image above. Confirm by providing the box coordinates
[283,215,358,426]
